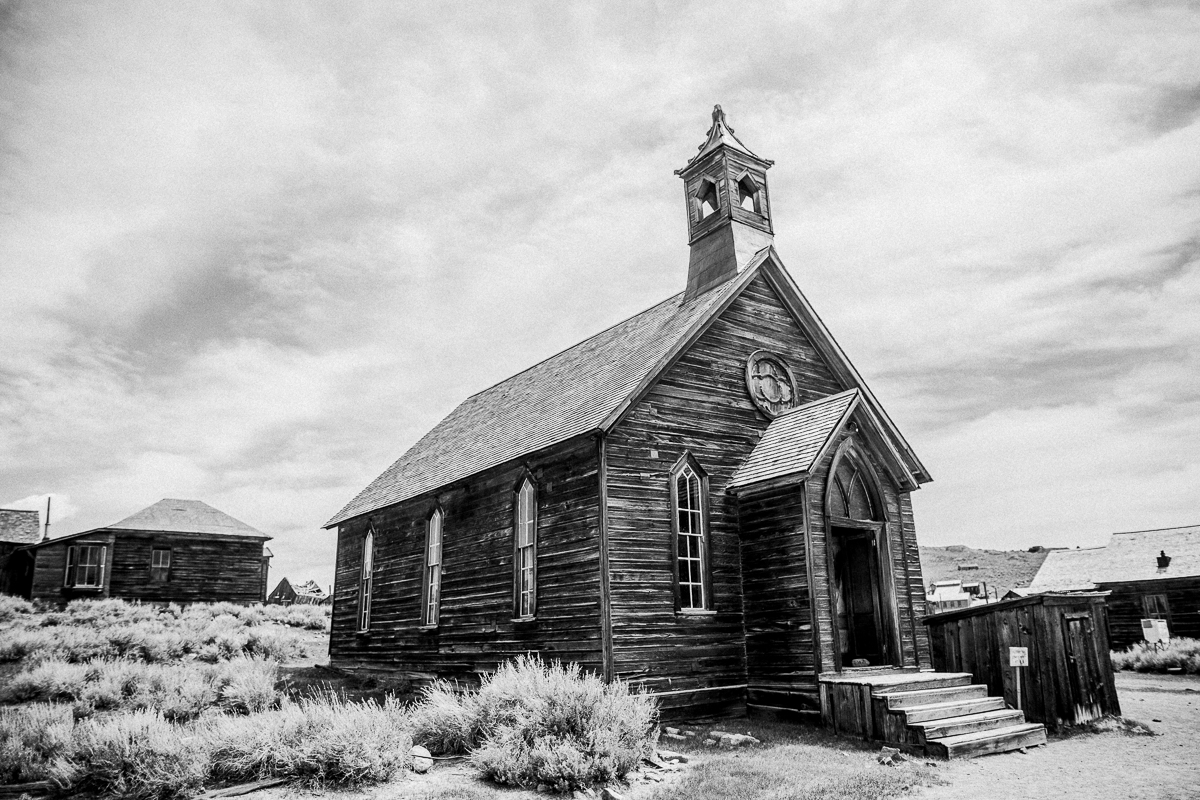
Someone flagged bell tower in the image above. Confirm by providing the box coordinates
[676,106,774,299]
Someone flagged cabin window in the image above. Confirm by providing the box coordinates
[150,548,171,582]
[671,458,710,611]
[1141,594,1170,624]
[358,529,374,632]
[737,174,761,214]
[696,179,719,221]
[64,544,107,589]
[423,510,443,626]
[513,479,537,619]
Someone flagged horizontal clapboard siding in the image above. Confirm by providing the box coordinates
[329,436,604,682]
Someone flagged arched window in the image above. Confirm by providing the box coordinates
[671,456,711,611]
[737,174,761,214]
[358,528,374,632]
[422,510,442,627]
[696,179,719,220]
[829,460,878,521]
[513,478,538,619]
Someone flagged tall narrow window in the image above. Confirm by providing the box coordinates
[358,529,374,632]
[64,544,107,589]
[513,478,537,619]
[671,458,710,611]
[423,510,443,626]
[150,548,171,582]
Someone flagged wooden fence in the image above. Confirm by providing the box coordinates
[923,592,1120,730]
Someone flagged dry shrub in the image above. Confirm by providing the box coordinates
[213,658,280,714]
[204,692,411,787]
[0,703,75,783]
[49,710,206,800]
[1111,638,1200,674]
[261,603,330,631]
[1,660,90,703]
[408,656,658,792]
[0,594,34,622]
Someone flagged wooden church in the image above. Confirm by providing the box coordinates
[326,107,938,718]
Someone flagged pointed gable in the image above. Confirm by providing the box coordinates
[729,390,859,492]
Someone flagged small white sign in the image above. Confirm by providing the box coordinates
[1009,646,1029,667]
[1155,619,1171,644]
[1142,618,1170,644]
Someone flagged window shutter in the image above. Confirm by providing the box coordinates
[64,546,76,587]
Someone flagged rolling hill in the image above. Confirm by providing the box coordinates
[918,545,1051,598]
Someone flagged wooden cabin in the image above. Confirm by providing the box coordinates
[326,107,936,718]
[10,499,272,606]
[1029,524,1200,650]
[1,508,42,596]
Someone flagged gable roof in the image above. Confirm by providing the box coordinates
[23,499,269,549]
[0,508,42,544]
[326,250,931,528]
[1028,524,1200,591]
[728,389,858,492]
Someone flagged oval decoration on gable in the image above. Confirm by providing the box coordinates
[745,350,798,418]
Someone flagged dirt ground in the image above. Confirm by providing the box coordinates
[913,671,1200,800]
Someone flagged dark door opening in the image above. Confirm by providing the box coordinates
[832,527,886,667]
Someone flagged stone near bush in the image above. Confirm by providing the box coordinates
[663,726,681,735]
[411,745,433,773]
[703,738,716,746]
[663,731,687,740]
[600,789,624,800]
[877,746,906,766]
[657,748,687,764]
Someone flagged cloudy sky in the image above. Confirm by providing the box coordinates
[2,1,1198,589]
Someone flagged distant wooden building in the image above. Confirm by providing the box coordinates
[268,577,331,606]
[325,108,935,717]
[10,499,272,606]
[1,508,42,596]
[1028,524,1200,650]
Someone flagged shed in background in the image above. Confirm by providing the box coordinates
[923,592,1120,730]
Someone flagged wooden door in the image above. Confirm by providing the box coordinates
[833,530,885,666]
[1063,613,1104,723]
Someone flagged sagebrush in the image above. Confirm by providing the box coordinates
[408,655,658,792]
[1111,637,1200,674]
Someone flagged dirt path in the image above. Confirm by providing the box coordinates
[913,672,1200,800]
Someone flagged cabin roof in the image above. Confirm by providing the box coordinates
[326,251,931,528]
[1028,524,1200,590]
[727,389,858,491]
[23,499,269,549]
[0,508,42,544]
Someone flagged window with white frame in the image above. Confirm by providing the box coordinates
[672,459,709,611]
[423,510,443,626]
[514,478,537,619]
[65,543,107,589]
[150,548,171,581]
[358,529,374,632]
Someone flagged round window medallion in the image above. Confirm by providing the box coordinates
[745,350,798,418]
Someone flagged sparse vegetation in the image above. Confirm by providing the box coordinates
[1111,638,1200,674]
[409,655,658,792]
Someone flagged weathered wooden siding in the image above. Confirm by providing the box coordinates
[606,275,844,714]
[26,532,266,605]
[738,481,821,712]
[925,593,1120,730]
[329,436,604,683]
[28,533,115,602]
[1100,576,1200,650]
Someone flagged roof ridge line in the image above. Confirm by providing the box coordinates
[1110,524,1200,535]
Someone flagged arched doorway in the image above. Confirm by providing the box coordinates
[825,442,893,669]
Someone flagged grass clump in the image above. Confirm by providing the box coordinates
[204,692,411,787]
[409,655,658,792]
[50,710,206,800]
[0,703,76,783]
[0,594,35,622]
[1111,638,1200,674]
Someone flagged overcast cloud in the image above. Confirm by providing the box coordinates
[2,1,1198,589]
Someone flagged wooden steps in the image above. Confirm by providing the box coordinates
[818,669,1048,759]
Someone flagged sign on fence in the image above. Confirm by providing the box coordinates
[1009,646,1029,667]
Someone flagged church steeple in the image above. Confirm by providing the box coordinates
[676,106,774,299]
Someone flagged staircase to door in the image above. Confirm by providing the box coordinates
[819,670,1047,759]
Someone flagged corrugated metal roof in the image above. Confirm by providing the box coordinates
[0,508,42,544]
[325,280,741,527]
[727,389,858,490]
[109,499,268,539]
[1029,524,1200,590]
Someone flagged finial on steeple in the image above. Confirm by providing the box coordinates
[712,104,728,129]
